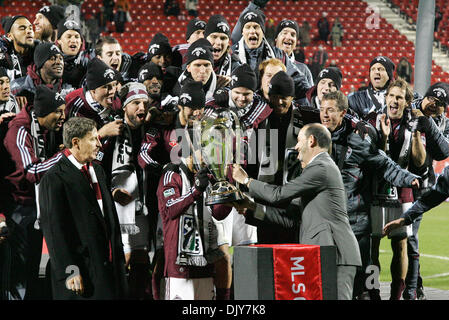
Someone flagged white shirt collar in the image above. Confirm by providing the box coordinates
[66,152,85,170]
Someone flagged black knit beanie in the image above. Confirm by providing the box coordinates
[38,5,66,29]
[204,14,231,38]
[425,82,449,107]
[2,15,27,33]
[138,62,163,83]
[185,38,214,66]
[57,19,81,39]
[179,80,206,109]
[315,67,343,90]
[370,56,395,82]
[34,85,65,117]
[0,67,9,78]
[269,71,294,97]
[34,42,62,70]
[239,9,266,34]
[186,18,206,41]
[230,63,257,92]
[86,58,117,90]
[275,19,299,39]
[147,33,172,60]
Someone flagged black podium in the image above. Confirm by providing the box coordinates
[233,245,338,300]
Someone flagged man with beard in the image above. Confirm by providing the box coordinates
[33,5,65,42]
[366,78,428,300]
[204,14,241,86]
[108,82,152,299]
[138,62,163,109]
[274,19,313,88]
[0,16,37,83]
[231,9,310,99]
[10,42,73,108]
[348,56,396,120]
[3,85,66,299]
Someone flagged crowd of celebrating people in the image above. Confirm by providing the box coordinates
[0,0,448,301]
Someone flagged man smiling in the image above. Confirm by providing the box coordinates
[10,42,71,108]
[33,5,65,42]
[231,9,310,99]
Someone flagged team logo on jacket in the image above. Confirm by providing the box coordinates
[217,22,229,33]
[180,93,192,105]
[243,12,257,21]
[148,44,160,55]
[191,47,206,57]
[104,69,115,80]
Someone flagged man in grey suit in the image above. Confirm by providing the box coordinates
[232,123,362,300]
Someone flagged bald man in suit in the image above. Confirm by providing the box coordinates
[232,123,362,300]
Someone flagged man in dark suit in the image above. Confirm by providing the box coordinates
[39,117,127,300]
[232,123,362,300]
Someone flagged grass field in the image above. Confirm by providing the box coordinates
[379,202,449,290]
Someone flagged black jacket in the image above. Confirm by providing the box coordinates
[330,116,419,235]
[39,155,127,300]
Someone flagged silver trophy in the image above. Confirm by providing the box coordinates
[192,109,244,206]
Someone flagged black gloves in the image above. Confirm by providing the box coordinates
[194,168,210,192]
[415,116,431,134]
[213,89,229,108]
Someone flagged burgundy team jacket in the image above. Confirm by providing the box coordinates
[156,166,231,279]
[4,105,62,206]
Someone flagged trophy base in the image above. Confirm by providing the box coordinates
[205,181,244,206]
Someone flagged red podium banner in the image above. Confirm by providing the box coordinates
[254,244,323,300]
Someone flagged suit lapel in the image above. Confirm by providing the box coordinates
[60,157,108,231]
